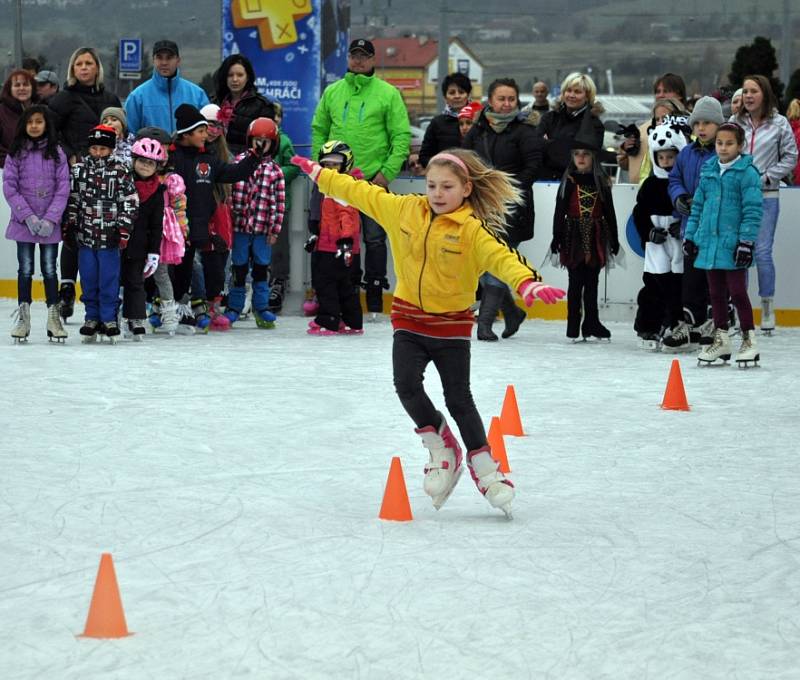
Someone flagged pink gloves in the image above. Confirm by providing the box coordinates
[290,155,322,182]
[518,280,566,306]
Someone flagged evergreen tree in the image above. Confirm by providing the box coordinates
[786,68,800,107]
[728,36,784,101]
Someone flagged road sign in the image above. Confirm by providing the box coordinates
[119,38,142,72]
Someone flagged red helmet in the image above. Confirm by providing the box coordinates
[247,117,279,141]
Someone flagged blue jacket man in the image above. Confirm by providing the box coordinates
[125,40,208,134]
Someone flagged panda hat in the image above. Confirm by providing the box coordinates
[648,117,690,178]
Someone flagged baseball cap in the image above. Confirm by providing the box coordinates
[153,40,179,57]
[348,39,375,56]
[35,70,59,86]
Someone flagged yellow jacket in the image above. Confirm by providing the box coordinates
[317,169,542,314]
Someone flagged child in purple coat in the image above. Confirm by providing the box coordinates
[3,105,70,342]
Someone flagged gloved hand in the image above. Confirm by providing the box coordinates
[290,155,322,182]
[37,219,55,238]
[682,239,699,258]
[350,168,365,181]
[336,237,354,266]
[734,240,754,268]
[119,229,130,250]
[24,215,41,236]
[668,220,682,239]
[649,227,668,244]
[517,280,566,306]
[675,194,693,216]
[304,234,318,253]
[143,253,159,278]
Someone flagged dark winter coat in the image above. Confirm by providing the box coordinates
[169,144,260,244]
[219,90,276,155]
[0,97,25,167]
[534,104,605,180]
[125,182,165,260]
[633,176,676,250]
[418,112,461,167]
[462,111,542,242]
[668,141,716,236]
[47,84,121,159]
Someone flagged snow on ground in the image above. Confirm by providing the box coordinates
[1,298,798,679]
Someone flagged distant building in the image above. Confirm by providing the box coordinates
[372,37,484,117]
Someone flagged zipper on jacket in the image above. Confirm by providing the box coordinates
[342,102,349,123]
[418,214,434,309]
[359,102,365,123]
[168,78,173,126]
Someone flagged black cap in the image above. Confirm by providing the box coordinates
[153,40,179,57]
[348,39,375,56]
[88,125,118,150]
[136,126,172,145]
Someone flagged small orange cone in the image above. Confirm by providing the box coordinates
[500,385,524,436]
[379,456,413,521]
[80,553,132,638]
[488,416,511,473]
[661,359,690,411]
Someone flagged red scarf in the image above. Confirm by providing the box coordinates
[135,175,160,204]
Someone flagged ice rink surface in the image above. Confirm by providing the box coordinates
[1,299,798,680]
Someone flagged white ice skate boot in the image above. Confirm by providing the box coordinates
[159,299,179,336]
[467,446,515,518]
[760,297,775,335]
[11,302,31,343]
[46,304,67,343]
[415,413,463,510]
[697,328,732,365]
[735,330,760,367]
[661,321,693,353]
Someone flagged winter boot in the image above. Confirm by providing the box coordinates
[697,328,732,365]
[191,299,211,332]
[476,285,503,341]
[255,308,277,329]
[46,304,67,342]
[58,281,75,321]
[11,302,31,343]
[500,288,527,338]
[661,321,693,353]
[415,413,464,510]
[735,330,760,367]
[268,278,285,313]
[760,297,775,334]
[364,277,388,315]
[467,446,515,518]
[159,299,179,335]
[128,319,146,341]
[80,319,99,343]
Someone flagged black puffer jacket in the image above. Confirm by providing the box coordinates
[125,182,165,259]
[418,113,461,167]
[462,111,542,242]
[48,84,121,159]
[219,90,276,155]
[534,103,605,180]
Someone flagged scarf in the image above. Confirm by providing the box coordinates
[442,102,468,118]
[135,175,160,204]
[483,109,517,134]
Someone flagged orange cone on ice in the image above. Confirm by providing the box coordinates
[488,416,511,473]
[379,456,413,521]
[80,553,132,638]
[500,385,524,436]
[661,359,690,411]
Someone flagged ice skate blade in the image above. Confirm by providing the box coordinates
[133,335,143,342]
[760,329,773,336]
[81,335,97,344]
[639,340,660,351]
[48,336,67,344]
[736,355,760,368]
[431,465,464,511]
[661,343,695,354]
[697,355,730,366]
[12,336,29,344]
[569,337,585,344]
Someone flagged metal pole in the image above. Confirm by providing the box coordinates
[14,0,23,68]
[436,0,449,113]
[780,0,791,97]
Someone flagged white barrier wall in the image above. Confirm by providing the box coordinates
[1,170,798,322]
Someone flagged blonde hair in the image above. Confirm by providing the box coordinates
[560,72,596,106]
[427,148,522,236]
[66,47,104,88]
[786,98,800,121]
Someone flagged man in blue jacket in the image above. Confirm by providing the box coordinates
[125,40,209,134]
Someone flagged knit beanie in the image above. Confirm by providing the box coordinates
[688,96,724,126]
[100,106,127,133]
[175,103,207,135]
[200,103,221,123]
[87,124,118,149]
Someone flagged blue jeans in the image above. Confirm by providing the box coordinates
[78,247,121,322]
[17,241,59,305]
[754,196,779,297]
[229,232,272,312]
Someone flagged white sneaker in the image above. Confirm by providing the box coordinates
[698,328,732,364]
[416,414,463,510]
[467,446,514,517]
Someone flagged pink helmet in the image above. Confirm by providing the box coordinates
[131,137,167,163]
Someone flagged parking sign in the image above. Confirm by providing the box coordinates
[119,38,142,72]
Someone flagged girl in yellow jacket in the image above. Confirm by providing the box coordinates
[291,149,565,518]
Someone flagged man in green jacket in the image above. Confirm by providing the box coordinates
[311,38,411,316]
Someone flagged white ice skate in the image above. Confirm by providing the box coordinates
[467,446,514,518]
[159,299,179,336]
[416,414,464,510]
[760,297,775,335]
[661,321,693,353]
[735,330,760,368]
[697,328,732,366]
[46,304,67,343]
[11,302,31,344]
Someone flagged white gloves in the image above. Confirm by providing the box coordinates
[143,253,160,278]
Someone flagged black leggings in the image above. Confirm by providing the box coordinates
[392,330,486,451]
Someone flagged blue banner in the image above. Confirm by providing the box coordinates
[320,0,349,91]
[222,0,322,148]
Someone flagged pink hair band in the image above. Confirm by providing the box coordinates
[430,152,468,174]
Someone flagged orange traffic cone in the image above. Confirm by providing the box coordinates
[661,359,690,411]
[379,456,413,521]
[488,416,511,473]
[80,553,132,638]
[500,385,524,436]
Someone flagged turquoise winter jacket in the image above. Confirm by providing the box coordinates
[684,154,763,270]
[124,69,209,134]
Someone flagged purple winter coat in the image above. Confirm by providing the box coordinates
[3,141,70,244]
